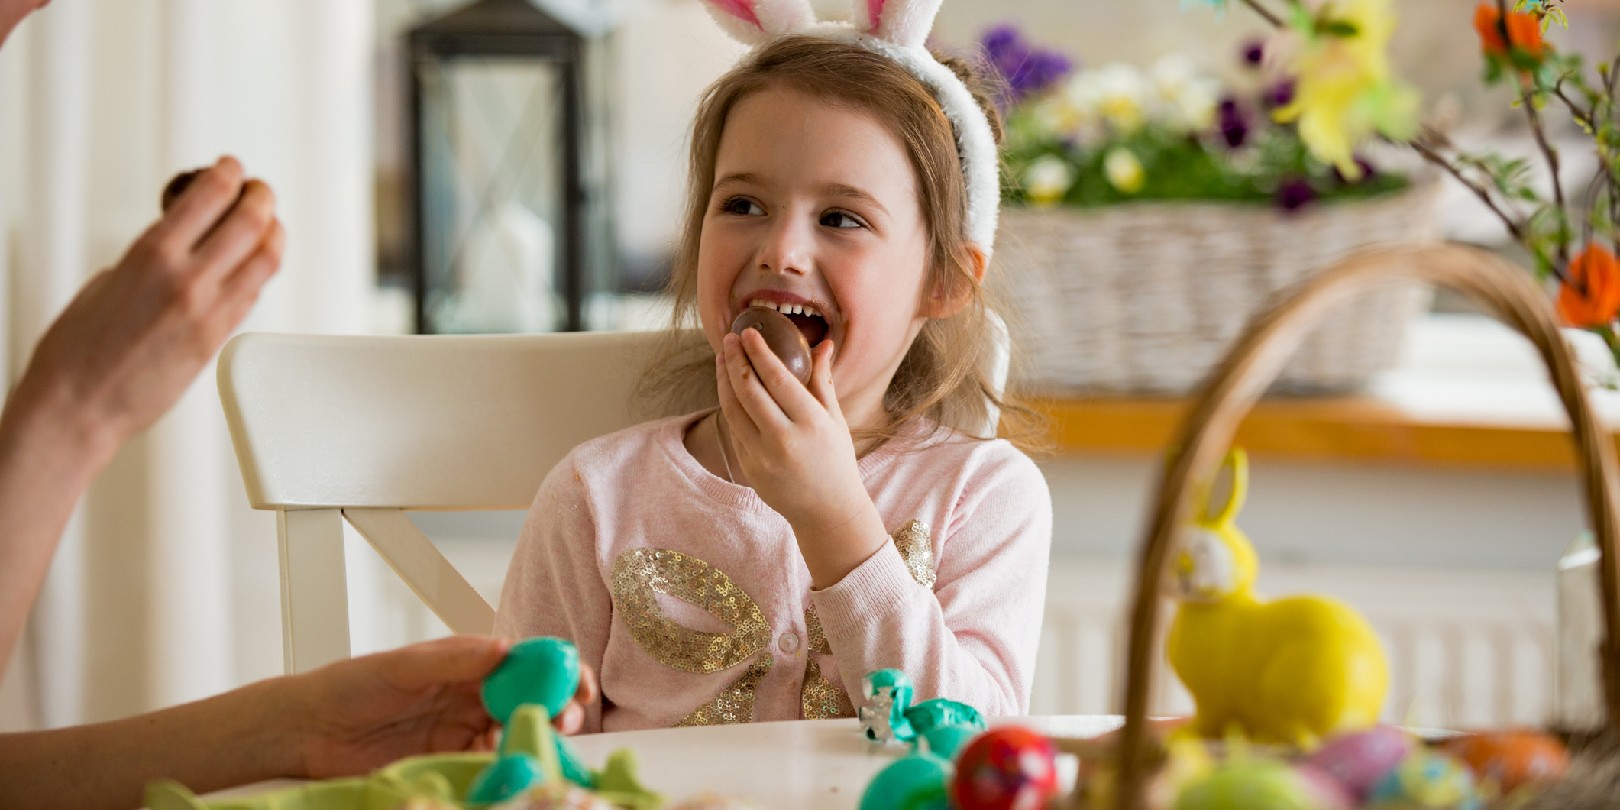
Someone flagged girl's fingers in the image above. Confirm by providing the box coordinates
[738,328,822,423]
[723,332,789,434]
[807,340,839,414]
[714,349,757,445]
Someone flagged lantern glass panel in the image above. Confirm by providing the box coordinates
[418,56,567,333]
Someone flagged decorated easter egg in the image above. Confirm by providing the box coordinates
[1304,725,1414,800]
[1365,748,1480,809]
[483,637,581,725]
[1441,730,1569,794]
[1291,763,1355,809]
[860,752,952,810]
[488,782,618,809]
[1173,758,1321,810]
[468,753,547,804]
[949,726,1060,810]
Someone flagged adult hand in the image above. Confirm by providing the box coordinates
[13,155,283,461]
[292,635,512,779]
[553,661,600,736]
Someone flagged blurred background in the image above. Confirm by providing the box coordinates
[1,0,1615,740]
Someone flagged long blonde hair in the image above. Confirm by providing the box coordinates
[641,36,1041,449]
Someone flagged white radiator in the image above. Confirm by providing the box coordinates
[1029,558,1557,730]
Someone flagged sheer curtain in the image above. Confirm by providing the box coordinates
[0,0,375,729]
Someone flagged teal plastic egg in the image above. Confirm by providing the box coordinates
[467,753,545,803]
[482,637,580,725]
[859,752,952,810]
[1174,758,1319,810]
[1365,748,1480,809]
[920,724,979,760]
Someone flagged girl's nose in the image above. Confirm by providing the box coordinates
[757,214,811,276]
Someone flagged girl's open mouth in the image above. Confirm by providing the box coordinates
[744,299,829,347]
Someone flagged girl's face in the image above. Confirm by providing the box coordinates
[696,87,934,430]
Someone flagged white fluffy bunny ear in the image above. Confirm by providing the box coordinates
[701,0,819,46]
[854,0,942,49]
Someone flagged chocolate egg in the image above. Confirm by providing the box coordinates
[730,306,812,385]
[160,169,205,212]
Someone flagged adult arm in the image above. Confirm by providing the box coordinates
[0,634,510,810]
[0,156,283,674]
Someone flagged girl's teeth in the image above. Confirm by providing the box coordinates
[747,300,821,319]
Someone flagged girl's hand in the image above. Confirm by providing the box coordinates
[718,330,888,586]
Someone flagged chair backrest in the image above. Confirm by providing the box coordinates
[219,322,1010,675]
[218,330,677,673]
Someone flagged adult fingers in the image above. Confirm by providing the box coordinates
[370,635,513,692]
[192,179,277,276]
[576,662,600,707]
[555,701,584,735]
[155,156,247,249]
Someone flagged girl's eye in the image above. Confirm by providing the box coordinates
[820,210,866,229]
[719,196,763,216]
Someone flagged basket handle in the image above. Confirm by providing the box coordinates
[1103,242,1620,809]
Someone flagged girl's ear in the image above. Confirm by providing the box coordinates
[701,0,818,45]
[854,0,943,49]
[920,246,986,319]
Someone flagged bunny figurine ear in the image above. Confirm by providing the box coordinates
[701,0,818,46]
[854,0,942,49]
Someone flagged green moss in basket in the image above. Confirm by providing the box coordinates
[981,26,1408,211]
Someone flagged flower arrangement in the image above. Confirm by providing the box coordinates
[982,24,1409,212]
[1192,0,1620,365]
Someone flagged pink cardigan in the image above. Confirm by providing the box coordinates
[493,411,1052,733]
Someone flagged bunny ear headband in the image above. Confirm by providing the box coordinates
[701,0,1000,259]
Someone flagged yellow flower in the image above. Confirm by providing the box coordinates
[1274,0,1418,178]
[1104,148,1145,194]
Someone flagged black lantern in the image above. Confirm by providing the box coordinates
[405,0,610,333]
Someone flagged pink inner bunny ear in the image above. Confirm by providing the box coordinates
[865,0,886,31]
[711,0,763,29]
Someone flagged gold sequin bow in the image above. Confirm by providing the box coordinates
[610,520,936,726]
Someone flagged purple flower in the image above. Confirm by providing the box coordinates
[1217,97,1251,148]
[1263,78,1296,110]
[980,25,1073,109]
[1241,39,1266,68]
[1276,176,1317,211]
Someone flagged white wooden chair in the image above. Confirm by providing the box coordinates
[218,322,1010,676]
[217,330,682,674]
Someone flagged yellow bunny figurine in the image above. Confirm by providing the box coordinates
[1165,449,1389,750]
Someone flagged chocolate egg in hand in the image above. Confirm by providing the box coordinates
[160,169,205,212]
[730,306,812,385]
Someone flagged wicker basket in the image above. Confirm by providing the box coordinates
[1087,243,1620,809]
[992,183,1441,394]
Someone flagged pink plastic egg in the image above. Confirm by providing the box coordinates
[949,726,1060,810]
[1442,730,1569,794]
[1303,725,1413,800]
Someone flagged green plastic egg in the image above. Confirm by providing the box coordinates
[859,752,953,810]
[1175,758,1319,810]
[482,637,580,725]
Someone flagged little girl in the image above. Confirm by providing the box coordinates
[494,0,1052,733]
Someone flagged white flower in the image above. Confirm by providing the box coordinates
[1023,156,1075,207]
[1066,63,1151,134]
[1149,54,1221,133]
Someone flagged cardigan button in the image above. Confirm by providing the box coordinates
[777,631,801,655]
